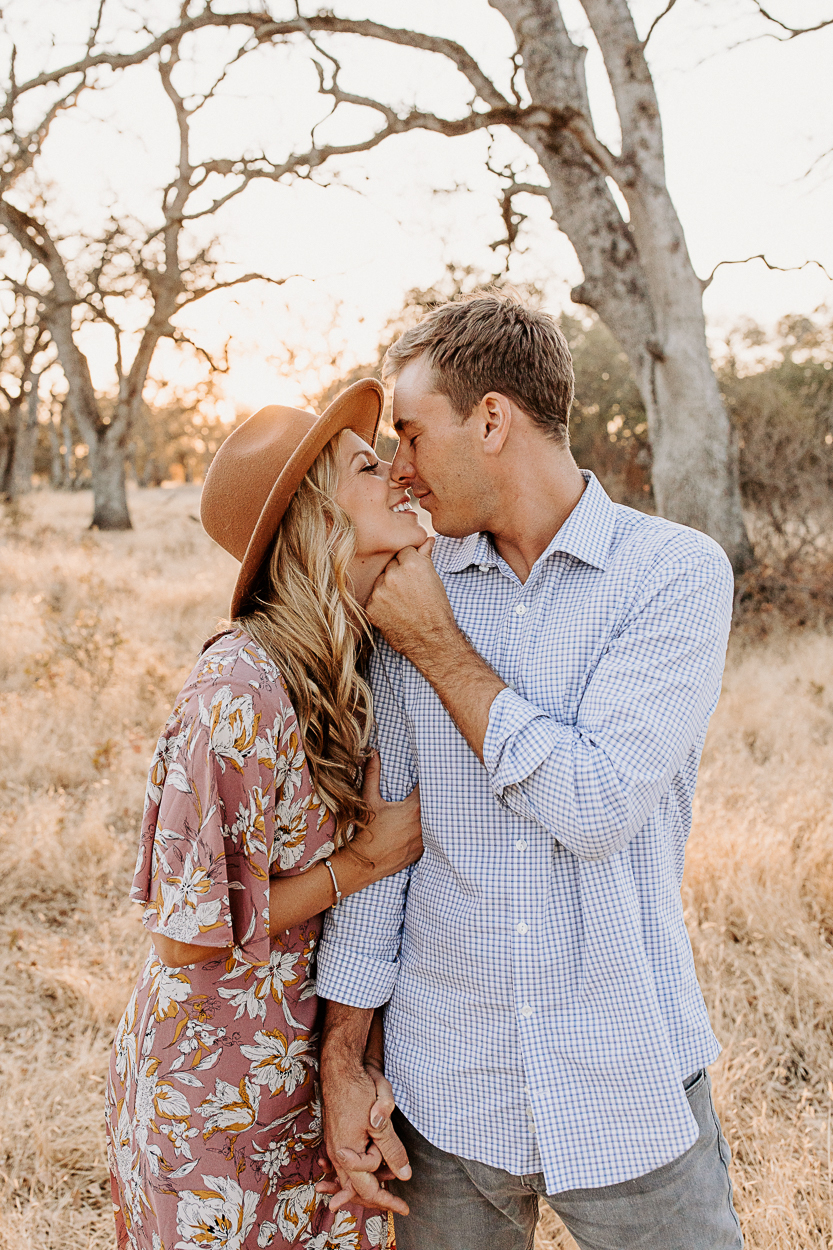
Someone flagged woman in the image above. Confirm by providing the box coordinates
[105,380,427,1250]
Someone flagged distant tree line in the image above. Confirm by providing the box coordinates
[3,268,832,621]
[0,382,243,495]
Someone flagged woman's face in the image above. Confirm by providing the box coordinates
[335,429,427,566]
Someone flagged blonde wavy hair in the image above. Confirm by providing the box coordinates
[234,430,373,847]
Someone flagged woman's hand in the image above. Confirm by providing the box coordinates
[344,753,422,884]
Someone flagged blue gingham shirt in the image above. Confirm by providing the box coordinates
[316,472,734,1194]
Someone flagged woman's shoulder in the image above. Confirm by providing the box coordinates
[187,628,295,712]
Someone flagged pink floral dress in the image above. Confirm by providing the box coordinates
[105,629,390,1250]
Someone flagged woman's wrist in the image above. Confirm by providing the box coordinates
[328,844,377,899]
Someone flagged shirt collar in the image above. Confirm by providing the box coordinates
[439,471,617,576]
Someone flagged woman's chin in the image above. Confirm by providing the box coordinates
[387,511,428,550]
[402,519,428,548]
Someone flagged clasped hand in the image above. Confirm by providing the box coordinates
[316,1061,412,1215]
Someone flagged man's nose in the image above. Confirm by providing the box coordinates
[390,442,414,485]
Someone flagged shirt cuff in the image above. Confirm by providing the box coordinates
[315,918,399,1008]
[483,687,570,801]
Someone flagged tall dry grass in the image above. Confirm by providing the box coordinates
[1,488,832,1250]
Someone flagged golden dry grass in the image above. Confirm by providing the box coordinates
[1,488,832,1250]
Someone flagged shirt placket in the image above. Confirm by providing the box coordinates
[505,572,545,1161]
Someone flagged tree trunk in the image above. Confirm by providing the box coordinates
[1,384,39,501]
[48,416,64,488]
[45,301,133,528]
[88,415,132,529]
[490,0,754,570]
[7,374,40,499]
[61,414,74,488]
[0,411,15,499]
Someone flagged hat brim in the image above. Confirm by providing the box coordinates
[229,378,383,618]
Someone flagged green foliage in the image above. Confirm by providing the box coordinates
[720,315,833,563]
[560,316,652,509]
[721,312,833,627]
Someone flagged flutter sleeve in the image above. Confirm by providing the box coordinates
[130,669,276,966]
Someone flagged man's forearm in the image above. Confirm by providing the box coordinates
[364,1008,385,1071]
[407,626,506,762]
[321,1000,375,1078]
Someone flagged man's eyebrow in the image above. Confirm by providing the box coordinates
[393,418,417,433]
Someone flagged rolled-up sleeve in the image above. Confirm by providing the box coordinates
[482,550,733,860]
[316,638,418,1006]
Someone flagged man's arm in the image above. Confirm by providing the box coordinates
[365,541,505,761]
[318,1002,411,1214]
[367,540,734,861]
[315,639,417,1209]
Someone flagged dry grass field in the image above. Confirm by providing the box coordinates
[1,487,832,1250]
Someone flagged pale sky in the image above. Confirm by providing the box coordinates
[4,0,833,412]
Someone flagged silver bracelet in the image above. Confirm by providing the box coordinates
[323,858,342,908]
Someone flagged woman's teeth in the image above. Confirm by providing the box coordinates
[392,502,412,513]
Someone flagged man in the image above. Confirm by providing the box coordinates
[315,294,742,1249]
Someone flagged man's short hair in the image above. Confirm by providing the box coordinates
[382,291,574,444]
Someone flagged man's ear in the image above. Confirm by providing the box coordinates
[478,392,513,456]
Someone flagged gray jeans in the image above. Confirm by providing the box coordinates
[388,1070,743,1250]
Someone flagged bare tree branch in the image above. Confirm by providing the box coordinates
[14,12,510,109]
[641,0,679,48]
[484,143,552,260]
[701,254,833,291]
[6,7,621,188]
[170,328,232,375]
[175,271,296,309]
[750,2,833,38]
[86,0,108,55]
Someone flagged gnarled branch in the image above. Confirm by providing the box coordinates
[701,254,833,291]
[750,2,833,38]
[641,0,679,48]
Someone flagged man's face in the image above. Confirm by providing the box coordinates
[390,356,494,537]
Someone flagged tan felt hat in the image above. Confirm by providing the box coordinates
[200,377,383,617]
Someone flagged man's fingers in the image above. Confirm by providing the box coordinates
[417,536,436,558]
[369,1095,395,1127]
[369,1120,412,1181]
[368,1072,396,1127]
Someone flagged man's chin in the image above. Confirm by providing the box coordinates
[429,512,476,539]
[419,497,477,539]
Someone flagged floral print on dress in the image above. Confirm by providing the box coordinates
[105,629,392,1250]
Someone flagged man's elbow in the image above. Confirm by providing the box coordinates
[558,793,650,861]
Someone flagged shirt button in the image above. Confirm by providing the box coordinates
[479,563,490,573]
[516,922,529,935]
[514,603,527,616]
[520,1003,533,1018]
[515,838,527,851]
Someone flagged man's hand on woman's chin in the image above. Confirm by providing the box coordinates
[317,1058,411,1215]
